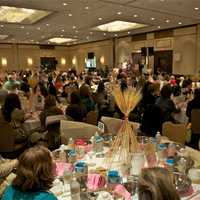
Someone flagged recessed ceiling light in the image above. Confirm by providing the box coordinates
[133,14,138,18]
[103,33,106,36]
[117,11,122,15]
[20,26,24,29]
[73,25,76,29]
[36,41,39,44]
[160,0,165,2]
[128,31,131,34]
[46,23,50,26]
[98,17,102,21]
[178,22,182,25]
[114,34,118,37]
[86,36,89,40]
[60,35,64,37]
[37,27,41,30]
[0,6,52,24]
[165,19,170,23]
[75,30,79,33]
[93,20,147,32]
[63,3,68,6]
[158,25,161,29]
[26,32,30,35]
[0,24,4,27]
[85,6,89,10]
[151,17,155,20]
[30,39,34,42]
[194,7,199,10]
[68,13,72,17]
[48,37,77,44]
[61,29,65,32]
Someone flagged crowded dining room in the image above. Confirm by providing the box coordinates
[1,0,200,199]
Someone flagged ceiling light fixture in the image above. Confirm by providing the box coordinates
[93,20,147,32]
[85,6,89,10]
[37,27,41,30]
[61,29,65,32]
[73,25,76,29]
[165,19,170,23]
[0,6,51,24]
[114,34,118,37]
[133,14,138,18]
[48,37,77,44]
[75,30,79,33]
[68,13,72,17]
[194,7,199,10]
[178,22,182,25]
[128,31,131,34]
[90,32,93,35]
[46,23,50,26]
[158,25,161,29]
[117,11,122,15]
[103,33,106,36]
[151,17,155,20]
[63,3,68,6]
[26,32,30,35]
[20,26,24,28]
[98,17,102,21]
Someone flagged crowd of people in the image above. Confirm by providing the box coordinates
[0,66,199,200]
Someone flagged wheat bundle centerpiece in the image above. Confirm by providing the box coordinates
[106,85,142,168]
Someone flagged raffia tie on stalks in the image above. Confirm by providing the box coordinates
[106,86,142,167]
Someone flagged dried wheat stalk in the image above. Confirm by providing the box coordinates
[106,86,142,167]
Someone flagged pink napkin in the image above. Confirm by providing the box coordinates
[113,184,131,200]
[55,162,74,177]
[75,139,87,146]
[87,174,106,191]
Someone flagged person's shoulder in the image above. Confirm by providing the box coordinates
[36,191,57,200]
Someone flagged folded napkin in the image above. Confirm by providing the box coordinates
[87,174,106,190]
[113,184,131,200]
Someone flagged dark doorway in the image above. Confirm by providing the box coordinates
[154,50,173,74]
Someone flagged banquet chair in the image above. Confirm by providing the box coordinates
[162,122,186,144]
[45,115,66,150]
[85,110,98,125]
[190,109,200,149]
[100,116,140,135]
[60,120,98,144]
[191,109,200,134]
[0,122,26,158]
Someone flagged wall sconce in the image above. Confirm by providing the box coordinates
[27,58,33,66]
[100,56,105,65]
[61,58,66,65]
[72,57,77,65]
[1,57,7,66]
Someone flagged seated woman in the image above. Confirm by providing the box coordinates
[80,84,95,113]
[156,84,180,123]
[2,146,57,200]
[186,88,200,122]
[138,167,180,200]
[40,95,63,129]
[65,91,87,122]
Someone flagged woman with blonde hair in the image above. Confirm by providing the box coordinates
[138,167,180,200]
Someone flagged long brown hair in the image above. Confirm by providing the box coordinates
[12,146,55,192]
[138,167,180,200]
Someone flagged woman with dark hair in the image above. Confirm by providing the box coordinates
[2,93,21,122]
[40,95,63,129]
[186,88,200,122]
[79,84,95,113]
[2,146,57,200]
[156,84,180,123]
[138,167,180,200]
[65,91,87,121]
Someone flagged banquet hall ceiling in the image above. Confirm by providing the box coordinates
[0,0,199,45]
